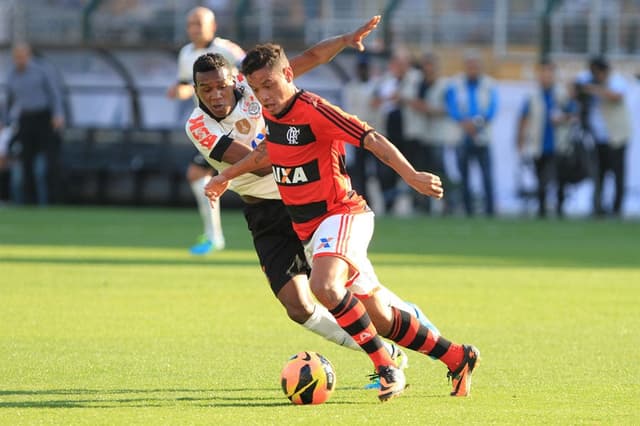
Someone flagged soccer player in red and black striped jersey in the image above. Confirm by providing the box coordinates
[205,43,480,401]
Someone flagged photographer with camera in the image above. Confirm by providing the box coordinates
[574,56,631,218]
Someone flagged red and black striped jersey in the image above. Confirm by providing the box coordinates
[263,90,373,241]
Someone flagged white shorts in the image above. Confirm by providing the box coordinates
[303,211,382,298]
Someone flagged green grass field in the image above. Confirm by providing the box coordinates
[1,207,639,425]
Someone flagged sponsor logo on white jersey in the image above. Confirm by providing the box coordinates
[187,115,217,149]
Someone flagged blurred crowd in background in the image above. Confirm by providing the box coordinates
[343,49,635,220]
[0,0,638,219]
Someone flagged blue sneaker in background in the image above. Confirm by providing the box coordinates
[189,235,215,255]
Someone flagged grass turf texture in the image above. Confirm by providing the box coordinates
[1,207,639,425]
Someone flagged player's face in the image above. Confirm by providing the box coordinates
[12,46,31,70]
[592,68,608,84]
[187,12,215,47]
[421,61,437,80]
[538,64,555,87]
[464,58,481,79]
[246,66,296,116]
[194,68,236,119]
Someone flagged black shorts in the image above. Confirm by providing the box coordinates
[243,199,311,296]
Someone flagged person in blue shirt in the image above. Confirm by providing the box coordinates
[445,51,498,216]
[517,59,575,218]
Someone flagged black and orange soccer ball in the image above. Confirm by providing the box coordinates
[280,351,336,405]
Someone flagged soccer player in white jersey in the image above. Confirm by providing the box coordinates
[186,16,441,388]
[167,6,245,255]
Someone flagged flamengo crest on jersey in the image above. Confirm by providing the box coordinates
[185,77,279,200]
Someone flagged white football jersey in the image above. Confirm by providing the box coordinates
[185,75,280,199]
[176,37,245,84]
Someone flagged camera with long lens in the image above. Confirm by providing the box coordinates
[573,82,592,127]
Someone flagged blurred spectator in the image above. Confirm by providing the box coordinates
[342,54,379,209]
[516,59,574,218]
[5,42,65,205]
[574,56,631,217]
[166,6,245,255]
[446,49,498,217]
[372,48,416,214]
[399,52,454,215]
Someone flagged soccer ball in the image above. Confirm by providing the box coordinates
[280,351,336,405]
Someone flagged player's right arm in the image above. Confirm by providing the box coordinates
[204,142,271,202]
[217,139,273,177]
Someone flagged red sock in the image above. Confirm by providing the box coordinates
[386,306,464,371]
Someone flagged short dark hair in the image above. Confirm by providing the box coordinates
[241,43,287,76]
[589,55,609,72]
[192,53,232,83]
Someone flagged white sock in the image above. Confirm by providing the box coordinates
[190,176,224,246]
[301,304,396,357]
[376,285,413,312]
[302,304,361,351]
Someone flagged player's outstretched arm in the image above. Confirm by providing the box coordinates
[204,142,272,203]
[290,15,380,77]
[220,140,273,176]
[362,131,444,199]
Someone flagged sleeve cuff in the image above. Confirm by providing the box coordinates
[209,134,233,161]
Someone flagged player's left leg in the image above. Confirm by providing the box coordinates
[356,279,479,396]
[373,284,440,336]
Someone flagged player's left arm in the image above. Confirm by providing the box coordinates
[362,131,444,199]
[289,15,380,77]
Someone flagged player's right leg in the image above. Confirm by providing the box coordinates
[275,273,406,368]
[250,200,403,362]
[187,156,225,254]
[275,273,360,351]
[309,256,405,402]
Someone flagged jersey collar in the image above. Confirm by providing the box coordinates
[273,90,303,119]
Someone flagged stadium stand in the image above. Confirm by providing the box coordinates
[1,0,638,214]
